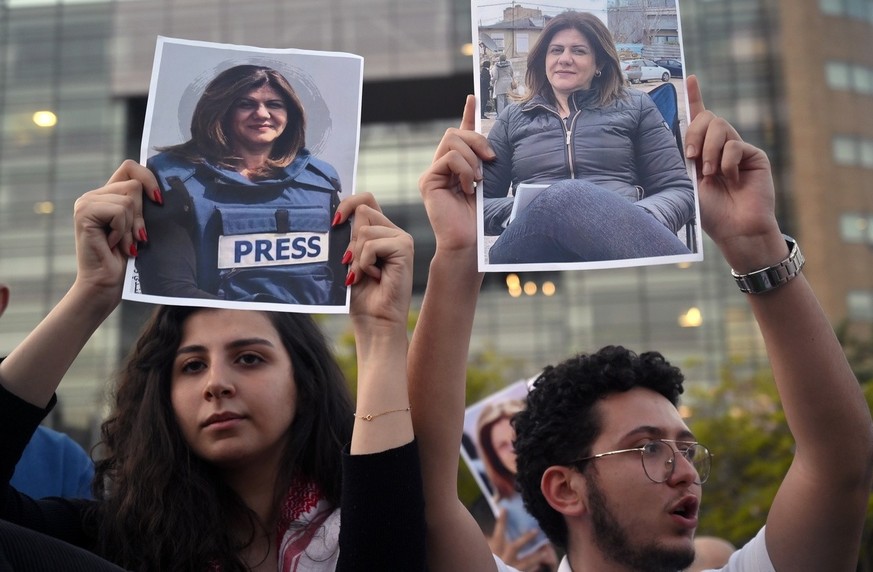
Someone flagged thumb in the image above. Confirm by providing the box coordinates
[461,94,477,131]
[687,75,706,121]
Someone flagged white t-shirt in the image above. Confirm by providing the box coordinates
[494,527,774,572]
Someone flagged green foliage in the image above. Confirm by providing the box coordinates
[331,308,525,509]
[687,366,792,546]
[688,357,873,571]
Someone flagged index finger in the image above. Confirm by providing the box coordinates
[687,75,705,121]
[106,160,161,205]
[334,192,382,227]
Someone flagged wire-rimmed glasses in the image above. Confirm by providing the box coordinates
[571,439,712,484]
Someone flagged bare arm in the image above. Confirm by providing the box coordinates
[686,75,873,572]
[409,95,503,571]
[0,161,158,408]
[336,194,416,455]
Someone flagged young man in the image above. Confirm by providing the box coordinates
[410,75,873,571]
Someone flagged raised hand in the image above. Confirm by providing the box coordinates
[486,510,558,572]
[334,193,414,331]
[418,95,495,252]
[684,75,786,272]
[73,160,159,303]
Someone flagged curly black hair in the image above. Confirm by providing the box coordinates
[512,345,685,549]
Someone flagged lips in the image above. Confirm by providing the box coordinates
[668,495,700,528]
[202,411,245,428]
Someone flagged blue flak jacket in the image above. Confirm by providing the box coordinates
[140,149,348,306]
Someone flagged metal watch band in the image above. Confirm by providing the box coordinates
[731,234,805,294]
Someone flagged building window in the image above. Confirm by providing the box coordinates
[833,135,859,165]
[820,0,845,16]
[826,60,873,95]
[847,290,873,320]
[826,61,852,90]
[840,213,873,243]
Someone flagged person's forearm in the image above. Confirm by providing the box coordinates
[350,326,413,455]
[0,282,117,408]
[746,272,873,477]
[409,248,497,572]
[409,247,483,494]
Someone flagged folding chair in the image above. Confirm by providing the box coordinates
[646,82,698,253]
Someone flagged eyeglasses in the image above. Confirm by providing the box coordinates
[571,439,712,484]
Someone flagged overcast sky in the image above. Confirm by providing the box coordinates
[474,0,608,25]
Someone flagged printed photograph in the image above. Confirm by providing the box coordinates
[472,0,702,272]
[461,378,550,559]
[122,36,363,313]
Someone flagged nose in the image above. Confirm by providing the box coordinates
[250,103,270,118]
[203,364,236,401]
[666,448,699,486]
[557,48,573,64]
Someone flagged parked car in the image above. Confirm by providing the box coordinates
[622,59,671,83]
[654,58,684,78]
[621,62,642,84]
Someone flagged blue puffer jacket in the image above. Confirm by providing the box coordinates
[483,88,694,235]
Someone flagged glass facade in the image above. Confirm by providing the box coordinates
[1,0,869,447]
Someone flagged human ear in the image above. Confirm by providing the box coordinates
[541,465,586,518]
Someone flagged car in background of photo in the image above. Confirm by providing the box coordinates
[621,59,671,83]
[654,58,684,78]
[622,63,642,84]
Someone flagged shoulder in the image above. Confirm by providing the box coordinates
[146,151,198,183]
[305,154,340,180]
[715,527,775,572]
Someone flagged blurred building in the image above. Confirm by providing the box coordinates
[0,0,870,445]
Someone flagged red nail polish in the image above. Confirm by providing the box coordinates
[341,250,353,265]
[332,212,342,227]
[129,243,138,257]
[153,188,163,206]
[138,228,148,243]
[345,271,355,286]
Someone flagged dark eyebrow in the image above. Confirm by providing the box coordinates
[621,425,696,443]
[176,338,276,357]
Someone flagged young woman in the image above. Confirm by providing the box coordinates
[481,11,695,264]
[0,161,424,571]
[137,65,348,306]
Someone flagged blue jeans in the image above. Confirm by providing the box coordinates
[489,181,691,264]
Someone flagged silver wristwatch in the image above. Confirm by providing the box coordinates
[731,234,805,294]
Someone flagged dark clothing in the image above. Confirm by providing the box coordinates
[483,88,694,237]
[137,149,349,306]
[480,65,492,117]
[0,384,426,571]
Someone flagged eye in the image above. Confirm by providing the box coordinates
[549,46,563,54]
[266,101,286,110]
[572,47,588,55]
[641,441,662,456]
[179,359,206,375]
[235,99,256,110]
[236,352,265,367]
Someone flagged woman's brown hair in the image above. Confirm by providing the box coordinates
[160,65,306,179]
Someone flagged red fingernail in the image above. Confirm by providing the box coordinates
[138,228,148,243]
[153,188,163,206]
[332,212,342,227]
[341,250,353,265]
[129,243,138,257]
[345,271,355,286]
